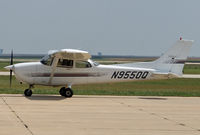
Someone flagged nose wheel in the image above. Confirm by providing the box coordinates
[24,89,32,97]
[59,87,73,98]
[24,85,33,97]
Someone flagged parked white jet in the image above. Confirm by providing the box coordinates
[5,38,193,97]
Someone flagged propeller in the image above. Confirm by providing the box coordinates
[9,50,13,87]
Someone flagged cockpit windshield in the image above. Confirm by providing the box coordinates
[40,55,53,66]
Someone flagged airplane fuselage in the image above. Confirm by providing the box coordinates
[13,60,155,86]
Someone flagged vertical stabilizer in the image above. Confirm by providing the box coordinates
[116,38,193,76]
[153,39,193,76]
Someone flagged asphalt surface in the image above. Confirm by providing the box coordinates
[0,94,200,135]
[0,72,11,75]
[182,74,200,78]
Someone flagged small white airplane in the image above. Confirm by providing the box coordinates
[5,38,193,98]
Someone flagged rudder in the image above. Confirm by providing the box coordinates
[116,38,193,77]
[154,39,193,76]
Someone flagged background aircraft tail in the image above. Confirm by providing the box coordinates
[117,38,193,76]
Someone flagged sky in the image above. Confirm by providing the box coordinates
[0,0,200,56]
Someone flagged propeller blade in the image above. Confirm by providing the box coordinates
[9,50,13,87]
[11,50,13,65]
[10,69,12,87]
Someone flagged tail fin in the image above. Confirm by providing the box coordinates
[117,39,193,76]
[153,39,193,76]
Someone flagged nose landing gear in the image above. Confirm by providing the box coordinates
[59,87,73,98]
[24,89,32,97]
[24,85,33,97]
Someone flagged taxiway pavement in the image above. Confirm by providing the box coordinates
[0,94,200,135]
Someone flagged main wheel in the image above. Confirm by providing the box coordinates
[59,87,66,96]
[24,89,32,97]
[63,88,73,98]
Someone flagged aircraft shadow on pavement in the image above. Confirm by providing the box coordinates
[28,95,141,100]
[0,94,168,100]
[138,97,168,100]
[25,95,66,101]
[0,94,67,100]
[73,96,139,99]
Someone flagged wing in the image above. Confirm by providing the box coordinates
[49,49,91,60]
[47,49,91,85]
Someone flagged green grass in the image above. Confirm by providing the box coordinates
[1,76,200,96]
[183,64,200,74]
[0,61,11,71]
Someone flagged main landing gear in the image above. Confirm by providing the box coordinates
[59,87,73,98]
[23,85,73,98]
[24,85,33,97]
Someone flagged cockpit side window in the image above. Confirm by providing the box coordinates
[75,61,92,68]
[40,55,53,66]
[57,59,73,68]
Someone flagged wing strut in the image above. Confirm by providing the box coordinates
[48,57,59,85]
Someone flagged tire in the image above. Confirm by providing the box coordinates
[64,88,73,98]
[59,87,66,96]
[24,89,32,97]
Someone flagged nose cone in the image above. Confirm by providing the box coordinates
[4,65,14,71]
